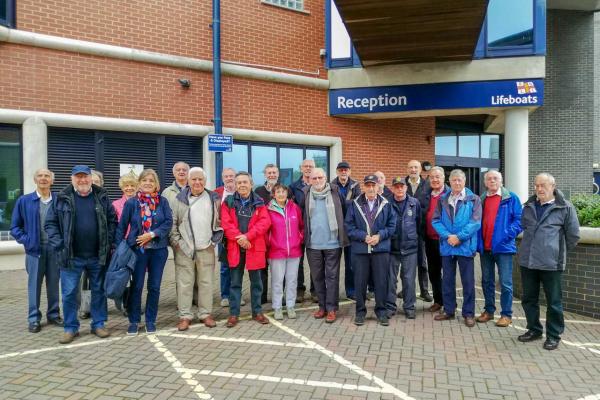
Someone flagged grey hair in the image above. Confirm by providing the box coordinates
[449,169,466,181]
[235,171,254,185]
[172,161,190,174]
[535,172,556,186]
[484,169,503,182]
[91,169,104,186]
[429,166,445,178]
[263,163,278,173]
[311,167,327,179]
[33,168,55,181]
[188,167,206,179]
[221,167,236,177]
[301,159,316,167]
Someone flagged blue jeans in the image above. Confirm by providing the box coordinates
[229,252,263,317]
[61,257,107,333]
[441,256,475,318]
[128,248,168,325]
[25,245,60,323]
[343,246,354,297]
[480,251,514,317]
[219,243,230,299]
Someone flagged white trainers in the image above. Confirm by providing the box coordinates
[287,308,297,319]
[274,309,284,320]
[220,298,229,307]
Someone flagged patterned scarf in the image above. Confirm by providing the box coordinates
[137,191,160,239]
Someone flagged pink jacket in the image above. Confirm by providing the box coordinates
[267,199,304,260]
[112,195,129,221]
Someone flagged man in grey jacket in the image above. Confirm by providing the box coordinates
[517,173,580,350]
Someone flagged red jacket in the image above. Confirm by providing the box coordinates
[221,193,271,270]
[267,200,304,260]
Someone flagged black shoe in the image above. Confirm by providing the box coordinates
[397,290,403,299]
[386,309,397,319]
[354,315,365,326]
[28,321,41,333]
[47,317,64,327]
[419,292,434,302]
[378,316,389,326]
[543,338,560,350]
[405,310,416,319]
[518,330,543,342]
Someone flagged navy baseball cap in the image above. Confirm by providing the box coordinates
[364,174,378,184]
[336,161,351,169]
[391,176,407,186]
[71,165,92,175]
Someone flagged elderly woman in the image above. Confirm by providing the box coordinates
[91,170,104,187]
[113,173,138,221]
[267,183,303,320]
[116,169,172,335]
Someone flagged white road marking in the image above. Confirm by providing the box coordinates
[575,394,600,400]
[156,331,312,348]
[0,335,129,360]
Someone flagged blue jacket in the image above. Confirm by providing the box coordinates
[10,191,58,256]
[477,187,523,254]
[290,178,309,211]
[115,195,173,249]
[104,240,137,299]
[390,195,421,256]
[344,194,396,254]
[432,188,482,257]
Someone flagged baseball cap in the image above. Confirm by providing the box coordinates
[71,165,92,175]
[364,174,378,184]
[391,176,407,186]
[336,161,351,170]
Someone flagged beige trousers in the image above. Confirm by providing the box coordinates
[175,247,215,320]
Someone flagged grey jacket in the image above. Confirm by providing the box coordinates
[162,181,184,209]
[169,187,223,259]
[518,190,580,271]
[302,184,349,249]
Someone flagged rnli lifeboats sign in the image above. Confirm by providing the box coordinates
[328,79,544,116]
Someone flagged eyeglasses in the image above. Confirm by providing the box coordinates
[311,176,325,180]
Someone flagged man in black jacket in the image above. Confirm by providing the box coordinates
[45,165,117,344]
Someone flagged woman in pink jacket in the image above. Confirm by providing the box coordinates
[112,173,138,221]
[267,183,304,320]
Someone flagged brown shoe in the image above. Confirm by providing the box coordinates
[177,318,192,331]
[226,316,238,328]
[201,315,217,328]
[476,311,494,323]
[429,303,442,312]
[313,309,326,319]
[464,317,476,327]
[434,313,455,321]
[253,313,270,324]
[92,327,110,338]
[59,331,79,344]
[325,311,336,323]
[496,316,512,327]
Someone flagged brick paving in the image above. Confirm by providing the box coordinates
[1,259,600,400]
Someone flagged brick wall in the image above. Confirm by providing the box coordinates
[529,10,595,197]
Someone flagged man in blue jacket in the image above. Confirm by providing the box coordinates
[432,169,482,327]
[345,175,396,327]
[10,168,62,333]
[476,171,522,328]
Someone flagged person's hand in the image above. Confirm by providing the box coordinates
[369,234,380,246]
[364,234,371,244]
[136,232,153,247]
[236,234,251,249]
[447,235,461,247]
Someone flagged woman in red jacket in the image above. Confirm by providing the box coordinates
[220,172,271,328]
[267,184,304,320]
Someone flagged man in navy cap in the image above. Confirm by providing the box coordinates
[46,165,117,344]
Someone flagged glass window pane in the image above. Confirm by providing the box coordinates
[250,145,277,187]
[0,0,7,22]
[487,0,533,47]
[435,135,457,157]
[481,135,500,159]
[279,147,303,186]
[331,0,352,59]
[0,127,21,233]
[306,149,328,175]
[222,143,249,177]
[459,135,479,158]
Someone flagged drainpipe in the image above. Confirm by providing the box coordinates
[212,0,222,137]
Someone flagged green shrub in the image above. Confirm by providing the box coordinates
[571,194,600,227]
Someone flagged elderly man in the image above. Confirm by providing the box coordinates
[518,173,580,350]
[331,161,361,300]
[476,170,522,327]
[170,167,223,330]
[163,162,191,206]
[432,169,481,327]
[46,165,117,344]
[11,168,62,333]
[374,171,393,201]
[290,158,316,302]
[387,176,421,319]
[303,168,348,323]
[405,160,433,303]
[221,172,271,327]
[345,175,396,326]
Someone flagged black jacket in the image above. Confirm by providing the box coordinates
[406,176,431,208]
[390,195,421,255]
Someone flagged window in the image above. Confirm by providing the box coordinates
[250,145,277,187]
[0,0,15,28]
[435,135,457,157]
[480,135,500,159]
[458,135,480,158]
[262,0,304,12]
[326,0,361,68]
[0,125,22,238]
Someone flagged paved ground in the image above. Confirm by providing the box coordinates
[1,259,600,400]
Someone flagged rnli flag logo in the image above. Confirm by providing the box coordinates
[516,81,537,94]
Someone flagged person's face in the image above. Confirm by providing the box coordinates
[375,172,385,186]
[407,161,422,179]
[34,170,53,191]
[140,175,158,193]
[485,173,502,193]
[429,171,444,190]
[392,183,407,199]
[364,182,378,200]
[122,183,137,198]
[274,187,288,204]
[173,163,189,184]
[301,161,315,178]
[336,167,350,181]
[92,175,102,187]
[535,176,555,203]
[189,172,206,195]
[222,169,235,188]
[265,167,279,184]
[236,175,252,197]
[310,171,326,191]
[71,173,92,193]
[450,175,465,194]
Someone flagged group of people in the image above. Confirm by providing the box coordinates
[10,157,580,351]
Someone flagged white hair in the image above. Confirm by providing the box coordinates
[188,167,206,179]
[311,167,327,179]
[484,169,503,182]
[535,172,556,186]
[33,168,55,181]
[429,166,445,178]
[172,161,190,174]
[449,169,466,180]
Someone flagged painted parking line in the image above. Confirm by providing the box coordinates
[157,331,313,348]
[576,394,600,400]
[0,335,130,360]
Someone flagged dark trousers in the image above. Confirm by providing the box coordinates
[398,252,419,312]
[386,254,401,313]
[353,252,389,319]
[25,245,60,323]
[343,245,354,297]
[441,255,475,317]
[229,252,263,317]
[219,243,230,299]
[417,237,429,294]
[520,267,564,340]
[261,263,269,304]
[306,248,341,312]
[424,237,443,306]
[128,248,168,325]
